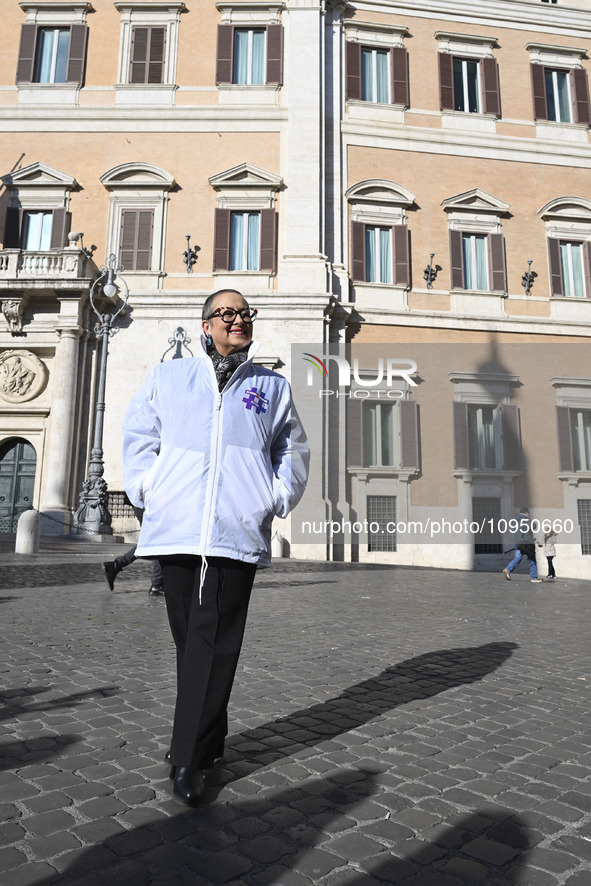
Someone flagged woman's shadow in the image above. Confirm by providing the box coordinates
[28,641,524,884]
[214,640,519,785]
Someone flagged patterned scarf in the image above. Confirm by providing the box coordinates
[207,342,249,391]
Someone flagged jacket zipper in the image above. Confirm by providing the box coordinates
[202,358,252,553]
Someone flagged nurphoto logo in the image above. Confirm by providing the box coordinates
[302,353,417,399]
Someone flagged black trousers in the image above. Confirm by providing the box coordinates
[547,556,556,578]
[160,555,256,769]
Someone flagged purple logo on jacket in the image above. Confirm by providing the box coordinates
[242,387,269,414]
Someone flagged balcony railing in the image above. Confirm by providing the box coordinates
[0,248,98,282]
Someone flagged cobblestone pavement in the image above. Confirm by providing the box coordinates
[0,540,590,886]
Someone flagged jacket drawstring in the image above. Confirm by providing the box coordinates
[198,555,208,604]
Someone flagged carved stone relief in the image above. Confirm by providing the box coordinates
[0,350,48,403]
[1,296,29,335]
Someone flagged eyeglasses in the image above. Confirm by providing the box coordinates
[207,307,258,323]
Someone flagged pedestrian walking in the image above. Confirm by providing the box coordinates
[544,527,557,580]
[502,507,543,582]
[103,546,164,595]
[103,507,164,595]
[121,288,309,806]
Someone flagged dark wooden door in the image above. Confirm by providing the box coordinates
[0,439,36,532]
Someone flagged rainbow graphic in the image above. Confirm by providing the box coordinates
[302,352,328,379]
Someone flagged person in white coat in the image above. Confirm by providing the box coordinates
[544,528,557,580]
[122,289,309,805]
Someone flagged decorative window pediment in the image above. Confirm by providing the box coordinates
[346,179,414,207]
[100,162,175,190]
[18,1,92,26]
[209,162,282,209]
[526,42,586,69]
[539,197,591,223]
[209,162,282,190]
[2,161,77,191]
[435,31,498,59]
[216,0,283,26]
[442,189,509,216]
[347,179,414,226]
[345,20,408,49]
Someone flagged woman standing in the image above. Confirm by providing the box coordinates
[544,528,557,580]
[122,289,309,805]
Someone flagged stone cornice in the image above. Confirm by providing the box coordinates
[19,1,92,10]
[113,1,186,10]
[348,0,591,39]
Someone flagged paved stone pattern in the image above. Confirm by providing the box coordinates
[0,544,590,885]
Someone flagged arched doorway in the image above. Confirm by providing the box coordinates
[0,438,37,532]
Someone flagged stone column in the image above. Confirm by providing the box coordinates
[280,0,329,292]
[41,300,83,534]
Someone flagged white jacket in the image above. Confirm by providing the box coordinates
[122,339,309,566]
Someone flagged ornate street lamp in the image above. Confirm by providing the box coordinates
[72,254,129,536]
[183,234,199,272]
[423,252,440,289]
[521,259,537,295]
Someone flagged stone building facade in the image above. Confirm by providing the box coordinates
[0,0,590,577]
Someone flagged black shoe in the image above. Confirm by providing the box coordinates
[102,561,120,591]
[173,767,204,806]
[149,585,165,596]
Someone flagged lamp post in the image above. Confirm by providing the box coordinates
[521,259,537,296]
[72,254,129,536]
[423,253,439,289]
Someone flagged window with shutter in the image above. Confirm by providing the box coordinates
[213,208,231,272]
[569,408,591,471]
[500,404,521,470]
[346,42,361,101]
[3,208,22,249]
[114,4,183,93]
[16,24,88,86]
[348,399,419,470]
[216,25,283,86]
[213,208,276,273]
[453,401,469,470]
[129,27,166,84]
[259,208,276,272]
[363,402,396,466]
[119,209,154,271]
[547,238,591,298]
[3,208,70,251]
[454,401,519,472]
[556,406,574,472]
[399,400,419,469]
[438,53,500,116]
[448,230,507,292]
[467,404,496,469]
[347,399,363,467]
[346,43,408,106]
[351,222,409,285]
[530,61,590,124]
